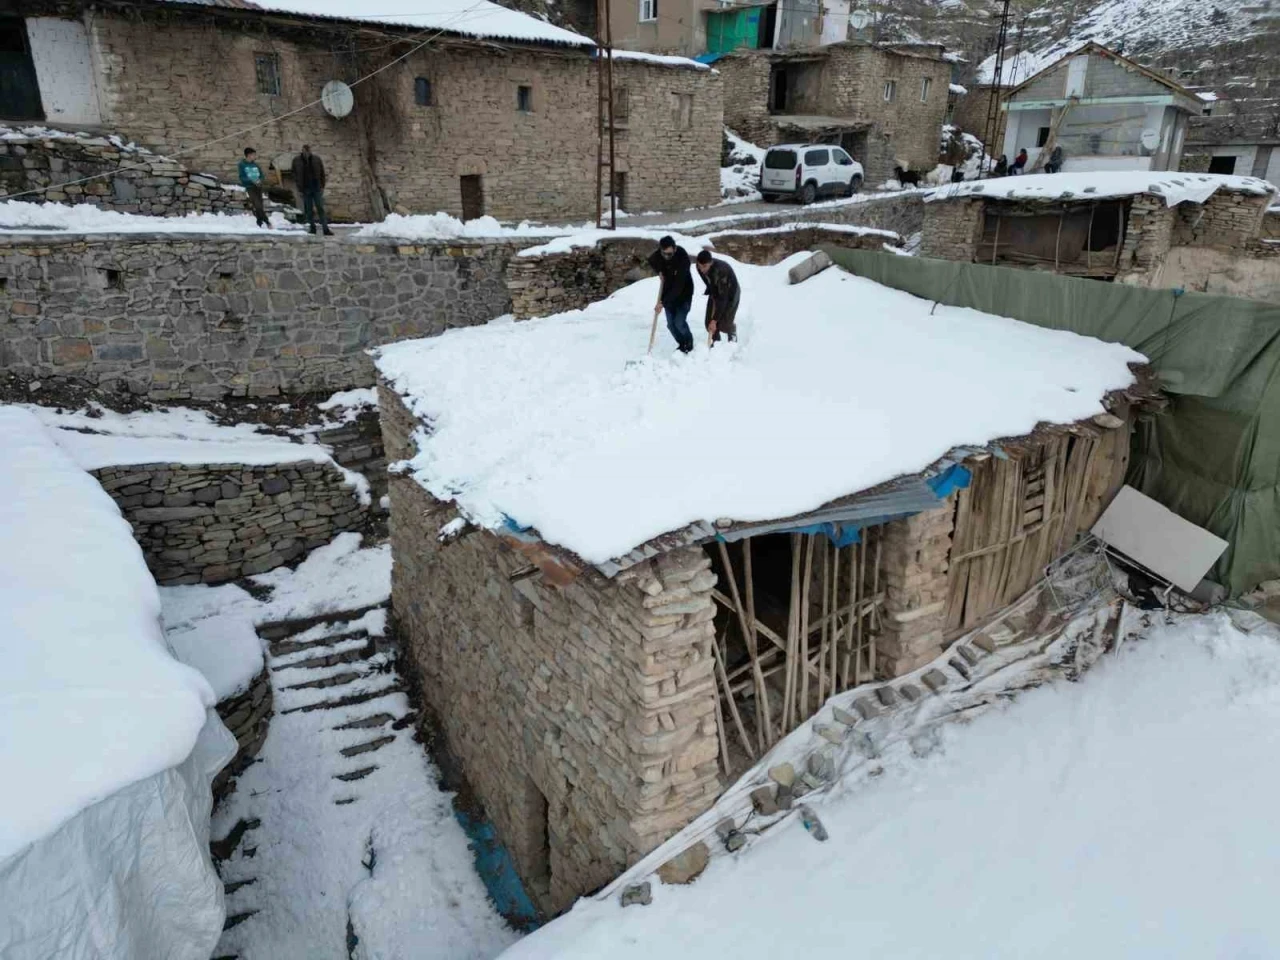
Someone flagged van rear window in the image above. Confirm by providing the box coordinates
[765,150,797,169]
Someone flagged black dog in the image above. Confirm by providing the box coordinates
[893,166,921,187]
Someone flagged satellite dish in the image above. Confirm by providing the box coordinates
[1140,128,1161,152]
[321,80,354,119]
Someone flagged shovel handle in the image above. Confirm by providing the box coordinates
[647,305,661,355]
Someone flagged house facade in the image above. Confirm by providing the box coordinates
[0,2,721,221]
[605,0,852,57]
[718,41,951,183]
[1001,43,1202,174]
[1184,111,1280,182]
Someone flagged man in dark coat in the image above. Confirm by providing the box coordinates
[647,235,694,353]
[695,250,740,345]
[290,144,333,236]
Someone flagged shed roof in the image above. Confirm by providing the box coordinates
[927,171,1276,208]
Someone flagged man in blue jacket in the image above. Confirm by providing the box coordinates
[238,147,270,228]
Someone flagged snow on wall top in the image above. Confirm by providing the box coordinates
[974,0,1268,86]
[374,255,1143,566]
[0,406,213,859]
[927,171,1277,207]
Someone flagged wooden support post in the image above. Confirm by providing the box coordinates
[712,631,754,763]
[1086,201,1096,272]
[799,535,815,720]
[990,214,1001,265]
[783,533,802,731]
[818,540,830,706]
[1054,210,1063,269]
[870,528,882,676]
[829,544,841,698]
[718,539,772,750]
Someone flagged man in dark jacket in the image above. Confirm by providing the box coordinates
[695,250,740,345]
[290,145,332,236]
[647,235,694,353]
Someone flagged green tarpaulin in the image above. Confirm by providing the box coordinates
[822,246,1280,596]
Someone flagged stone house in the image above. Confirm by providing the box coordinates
[999,44,1202,174]
[374,255,1147,913]
[605,0,850,57]
[716,41,952,183]
[0,0,721,221]
[1183,109,1280,182]
[921,173,1280,302]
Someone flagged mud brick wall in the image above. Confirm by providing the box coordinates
[92,459,365,585]
[919,197,983,260]
[86,8,720,222]
[381,385,721,915]
[213,667,273,800]
[0,132,245,216]
[0,234,524,400]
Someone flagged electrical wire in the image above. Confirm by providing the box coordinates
[0,0,500,204]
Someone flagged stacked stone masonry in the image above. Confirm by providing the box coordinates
[0,131,249,217]
[876,502,956,677]
[212,666,273,800]
[92,459,365,585]
[381,384,721,914]
[0,234,524,400]
[76,6,721,222]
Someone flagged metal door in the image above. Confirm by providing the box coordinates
[0,18,43,122]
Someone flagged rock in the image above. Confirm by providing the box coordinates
[807,747,836,781]
[656,842,710,885]
[832,706,859,726]
[875,685,898,707]
[948,657,971,680]
[958,644,980,665]
[971,633,997,654]
[768,762,795,788]
[921,669,948,693]
[816,723,846,744]
[723,830,746,853]
[899,683,923,702]
[620,882,651,907]
[750,784,779,816]
[262,476,291,495]
[853,697,881,720]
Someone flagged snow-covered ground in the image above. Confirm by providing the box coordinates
[165,534,517,959]
[375,255,1143,565]
[930,171,1276,206]
[503,609,1280,959]
[0,407,213,857]
[0,199,298,234]
[721,128,765,204]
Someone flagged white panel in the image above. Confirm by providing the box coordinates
[1062,156,1154,172]
[820,0,850,45]
[25,17,102,127]
[1267,149,1280,187]
[1065,55,1088,97]
[1092,485,1228,593]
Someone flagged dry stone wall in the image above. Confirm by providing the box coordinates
[0,129,247,217]
[876,503,956,677]
[0,234,524,400]
[213,667,273,800]
[919,197,983,260]
[381,385,721,914]
[92,459,365,585]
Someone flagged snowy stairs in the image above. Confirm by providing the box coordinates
[210,601,422,959]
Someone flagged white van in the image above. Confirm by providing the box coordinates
[759,144,864,204]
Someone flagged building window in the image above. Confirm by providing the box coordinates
[673,92,693,129]
[883,80,896,102]
[254,53,281,97]
[1036,126,1051,147]
[517,84,533,113]
[613,86,629,122]
[639,0,657,22]
[919,77,931,102]
[414,77,433,106]
[1208,155,1237,175]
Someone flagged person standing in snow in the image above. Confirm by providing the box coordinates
[993,154,1009,177]
[1011,148,1029,175]
[290,145,333,236]
[238,147,271,229]
[696,250,740,345]
[648,236,695,354]
[1044,144,1064,173]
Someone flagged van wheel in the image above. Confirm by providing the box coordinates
[799,181,817,205]
[845,175,862,197]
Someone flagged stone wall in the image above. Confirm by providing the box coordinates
[1264,209,1280,241]
[509,195,923,319]
[950,84,1006,153]
[0,129,248,216]
[381,385,721,914]
[0,234,524,400]
[92,458,365,585]
[919,197,983,260]
[876,502,955,677]
[1170,190,1272,250]
[213,666,273,800]
[80,7,720,222]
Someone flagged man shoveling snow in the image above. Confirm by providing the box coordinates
[647,235,696,354]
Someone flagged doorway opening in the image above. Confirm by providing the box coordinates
[460,174,485,220]
[0,18,44,121]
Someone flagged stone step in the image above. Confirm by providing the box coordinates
[340,734,396,758]
[333,765,378,782]
[283,669,369,692]
[334,796,358,806]
[280,683,405,715]
[211,817,261,862]
[333,712,396,731]
[224,878,257,896]
[270,627,371,659]
[223,910,258,932]
[258,603,385,641]
[271,643,372,672]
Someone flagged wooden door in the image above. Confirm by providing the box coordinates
[460,175,484,221]
[0,18,43,121]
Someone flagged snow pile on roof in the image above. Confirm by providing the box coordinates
[1197,91,1220,102]
[949,82,967,94]
[24,402,371,504]
[609,49,711,70]
[245,0,592,46]
[974,0,1268,86]
[929,171,1277,206]
[0,199,299,234]
[501,610,1280,959]
[353,212,563,242]
[0,123,151,154]
[0,406,213,858]
[375,254,1143,566]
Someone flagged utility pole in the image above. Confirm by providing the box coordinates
[605,0,617,229]
[595,0,604,228]
[980,0,1011,180]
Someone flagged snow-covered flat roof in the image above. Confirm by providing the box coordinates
[0,407,213,858]
[375,255,1143,567]
[928,171,1277,207]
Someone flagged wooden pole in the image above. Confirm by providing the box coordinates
[719,540,772,749]
[1054,210,1063,269]
[829,544,841,695]
[990,214,1001,265]
[604,0,617,230]
[1086,201,1096,272]
[783,533,802,731]
[712,631,754,763]
[593,0,604,228]
[799,535,815,720]
[870,530,882,677]
[818,540,830,705]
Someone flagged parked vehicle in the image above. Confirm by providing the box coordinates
[759,144,864,204]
